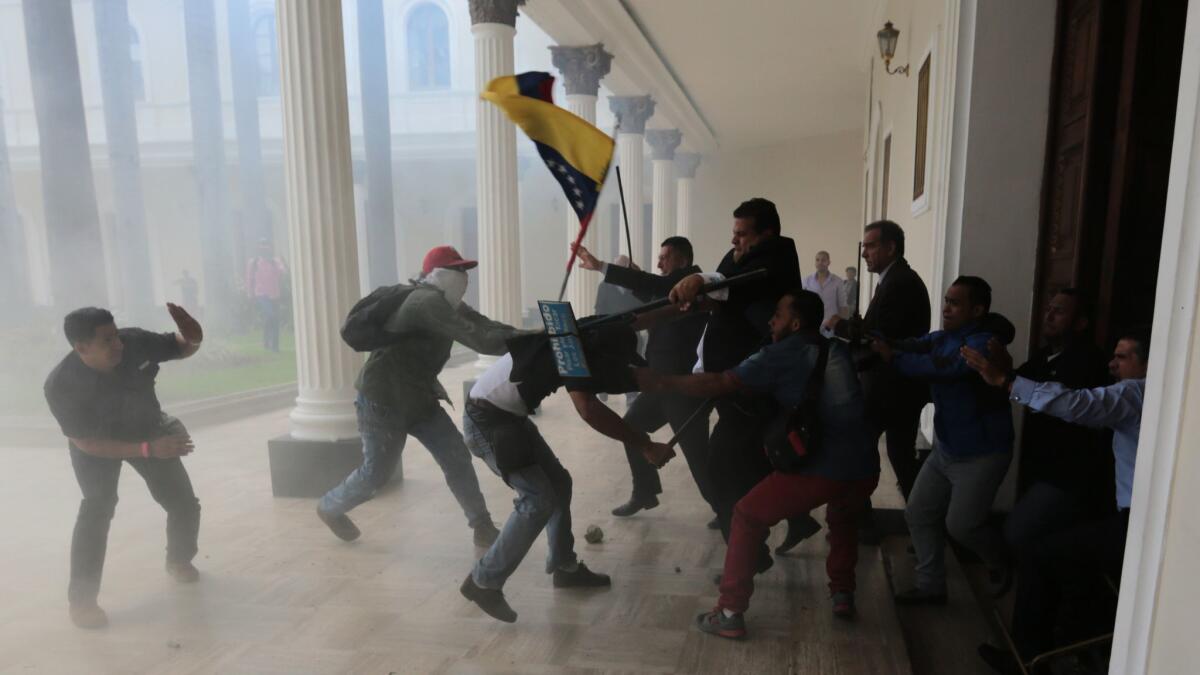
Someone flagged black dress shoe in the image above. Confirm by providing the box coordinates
[553,562,611,588]
[893,587,948,606]
[317,506,361,542]
[460,575,517,623]
[611,494,659,517]
[776,514,822,554]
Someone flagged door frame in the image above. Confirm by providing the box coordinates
[1110,0,1200,670]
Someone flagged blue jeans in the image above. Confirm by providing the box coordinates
[464,404,576,590]
[256,296,280,352]
[319,394,491,529]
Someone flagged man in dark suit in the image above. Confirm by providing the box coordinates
[670,198,816,557]
[825,220,931,505]
[999,289,1113,552]
[575,237,713,519]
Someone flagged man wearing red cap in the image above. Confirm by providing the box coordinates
[317,246,524,549]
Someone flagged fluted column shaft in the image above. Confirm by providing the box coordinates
[472,22,522,327]
[277,0,362,441]
[609,96,655,268]
[563,94,600,313]
[676,153,701,238]
[647,129,681,259]
[615,133,645,265]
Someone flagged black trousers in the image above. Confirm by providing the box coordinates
[68,432,200,605]
[622,392,714,510]
[1011,510,1129,659]
[707,400,775,541]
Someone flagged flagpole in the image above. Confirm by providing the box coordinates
[615,165,634,262]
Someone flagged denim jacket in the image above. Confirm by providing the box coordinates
[891,322,1014,459]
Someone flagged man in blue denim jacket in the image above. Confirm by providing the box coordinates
[872,276,1015,605]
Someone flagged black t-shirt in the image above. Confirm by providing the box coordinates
[44,328,182,446]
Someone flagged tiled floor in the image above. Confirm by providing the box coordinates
[0,362,909,674]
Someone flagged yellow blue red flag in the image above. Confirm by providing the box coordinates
[482,72,614,230]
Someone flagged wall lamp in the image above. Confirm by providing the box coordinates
[877,21,909,76]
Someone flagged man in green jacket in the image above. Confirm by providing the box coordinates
[317,246,524,548]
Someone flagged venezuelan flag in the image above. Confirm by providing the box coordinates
[482,72,614,229]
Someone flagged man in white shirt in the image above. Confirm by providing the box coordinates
[802,251,843,324]
[458,323,675,624]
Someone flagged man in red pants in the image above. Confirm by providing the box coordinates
[637,289,880,639]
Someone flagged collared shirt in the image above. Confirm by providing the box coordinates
[44,329,182,446]
[891,321,1014,458]
[1010,376,1144,510]
[876,259,898,285]
[802,272,844,322]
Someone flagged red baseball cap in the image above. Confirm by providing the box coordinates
[421,246,477,276]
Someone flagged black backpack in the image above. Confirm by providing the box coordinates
[340,284,419,352]
[763,339,830,473]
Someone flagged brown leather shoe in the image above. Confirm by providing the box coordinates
[166,561,200,583]
[69,602,109,629]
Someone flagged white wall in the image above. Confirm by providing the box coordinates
[689,130,863,275]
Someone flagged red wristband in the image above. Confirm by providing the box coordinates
[141,442,150,458]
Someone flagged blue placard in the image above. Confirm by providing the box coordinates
[538,301,591,379]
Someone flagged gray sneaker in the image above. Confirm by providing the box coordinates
[695,608,746,640]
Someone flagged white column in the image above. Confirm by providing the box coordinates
[551,44,612,315]
[608,95,655,268]
[647,129,681,253]
[471,0,523,328]
[277,0,361,441]
[676,152,701,237]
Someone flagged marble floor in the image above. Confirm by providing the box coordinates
[0,362,909,674]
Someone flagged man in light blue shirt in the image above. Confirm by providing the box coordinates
[962,327,1149,672]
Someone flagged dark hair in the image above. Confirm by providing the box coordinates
[1117,325,1152,363]
[64,307,115,346]
[660,236,694,266]
[733,198,781,235]
[782,289,825,331]
[952,275,992,312]
[1053,287,1095,321]
[865,219,905,257]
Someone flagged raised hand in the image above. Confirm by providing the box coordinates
[167,303,203,344]
[961,345,1008,387]
[572,244,603,271]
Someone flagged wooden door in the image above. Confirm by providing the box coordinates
[1033,0,1118,346]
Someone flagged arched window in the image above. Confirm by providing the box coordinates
[254,12,280,96]
[406,3,450,91]
[129,24,145,101]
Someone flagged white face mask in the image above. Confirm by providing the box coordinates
[424,268,469,307]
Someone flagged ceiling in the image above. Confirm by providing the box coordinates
[620,0,876,150]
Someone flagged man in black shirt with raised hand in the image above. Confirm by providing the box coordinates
[44,304,204,630]
[574,236,714,520]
